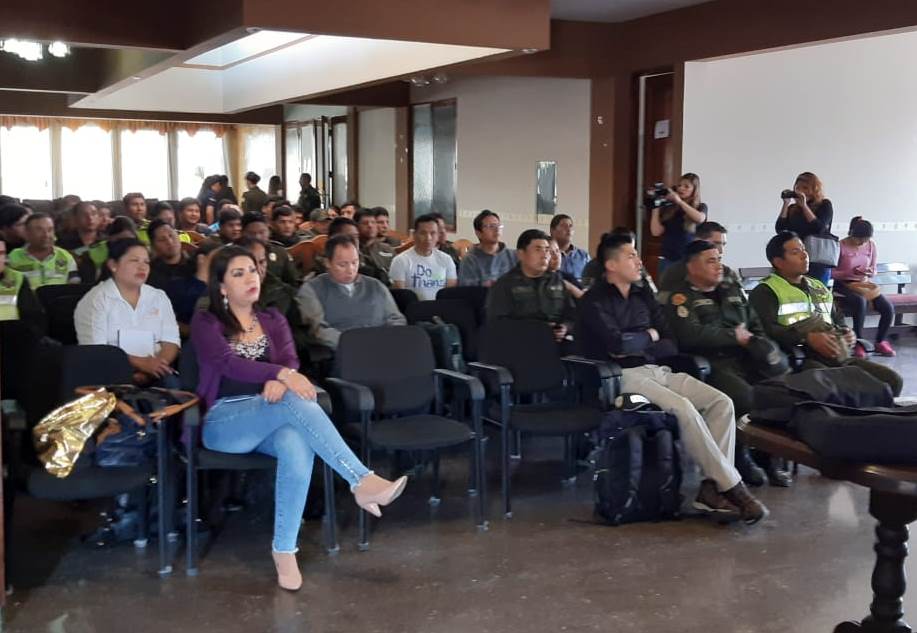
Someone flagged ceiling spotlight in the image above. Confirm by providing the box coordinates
[521,48,539,54]
[431,73,448,85]
[0,38,43,61]
[48,41,69,57]
[409,76,430,87]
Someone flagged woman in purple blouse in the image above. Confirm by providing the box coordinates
[191,246,406,591]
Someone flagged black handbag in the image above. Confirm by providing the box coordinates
[93,386,179,468]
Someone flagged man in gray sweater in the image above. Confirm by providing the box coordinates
[458,209,517,287]
[296,234,406,352]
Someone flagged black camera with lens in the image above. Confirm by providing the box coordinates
[644,182,672,209]
[780,189,801,200]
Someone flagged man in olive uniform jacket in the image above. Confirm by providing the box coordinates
[486,229,576,352]
[666,240,787,486]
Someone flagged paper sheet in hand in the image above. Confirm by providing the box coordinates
[118,329,155,357]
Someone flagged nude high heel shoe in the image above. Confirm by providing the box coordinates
[353,474,408,517]
[272,551,303,591]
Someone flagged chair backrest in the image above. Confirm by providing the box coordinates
[389,287,419,314]
[436,286,489,325]
[288,240,320,273]
[738,266,773,291]
[179,339,201,392]
[186,231,206,245]
[35,283,94,313]
[335,326,435,416]
[405,299,479,361]
[453,238,473,260]
[395,239,415,254]
[47,294,88,344]
[873,262,911,293]
[479,319,566,395]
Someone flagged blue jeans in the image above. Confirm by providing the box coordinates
[203,391,371,553]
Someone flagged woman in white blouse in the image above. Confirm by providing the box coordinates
[75,238,181,386]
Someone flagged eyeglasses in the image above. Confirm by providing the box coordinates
[480,224,503,230]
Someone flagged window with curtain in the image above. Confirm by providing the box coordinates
[120,129,169,199]
[412,100,457,228]
[177,129,225,198]
[0,125,52,199]
[241,126,277,184]
[61,125,114,201]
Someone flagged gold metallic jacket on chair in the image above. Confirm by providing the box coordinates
[32,388,117,478]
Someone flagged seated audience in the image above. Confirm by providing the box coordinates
[0,236,43,327]
[487,229,577,351]
[832,217,895,357]
[430,212,460,268]
[177,197,214,235]
[164,240,222,336]
[296,172,322,213]
[0,203,31,251]
[190,245,406,590]
[749,231,902,395]
[339,200,359,219]
[149,201,176,225]
[658,221,740,297]
[548,239,584,299]
[311,217,389,283]
[262,195,287,220]
[459,209,517,287]
[577,233,767,524]
[147,219,193,290]
[303,208,332,238]
[354,208,394,285]
[242,212,300,285]
[95,201,114,233]
[75,239,180,387]
[8,213,80,288]
[270,205,303,247]
[389,214,457,300]
[57,201,100,255]
[123,192,148,226]
[242,171,269,214]
[204,208,243,247]
[665,240,788,487]
[775,171,834,285]
[373,207,401,248]
[549,214,590,280]
[648,172,707,273]
[296,234,406,353]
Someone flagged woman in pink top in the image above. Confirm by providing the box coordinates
[832,217,895,357]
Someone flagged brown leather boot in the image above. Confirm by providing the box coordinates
[272,551,302,591]
[353,474,408,517]
[722,482,769,525]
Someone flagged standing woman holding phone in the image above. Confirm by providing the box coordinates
[649,173,707,272]
[776,171,834,284]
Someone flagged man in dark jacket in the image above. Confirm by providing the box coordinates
[577,233,768,525]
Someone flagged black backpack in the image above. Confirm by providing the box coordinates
[592,407,682,525]
[416,317,466,373]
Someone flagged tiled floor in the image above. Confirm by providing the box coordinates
[4,337,917,633]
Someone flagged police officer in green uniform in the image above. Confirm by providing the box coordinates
[241,212,301,286]
[0,237,42,325]
[657,221,741,303]
[8,213,80,289]
[486,229,577,352]
[666,240,789,486]
[749,231,903,396]
[355,208,394,286]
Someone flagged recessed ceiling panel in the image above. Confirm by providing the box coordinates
[184,30,308,68]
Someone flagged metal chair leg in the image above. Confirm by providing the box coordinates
[157,425,172,577]
[322,463,339,554]
[186,447,199,576]
[502,423,512,518]
[430,452,441,506]
[359,437,370,551]
[134,483,149,549]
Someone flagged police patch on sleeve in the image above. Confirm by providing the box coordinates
[676,306,689,318]
[671,293,687,306]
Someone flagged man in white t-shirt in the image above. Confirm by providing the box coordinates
[389,214,457,300]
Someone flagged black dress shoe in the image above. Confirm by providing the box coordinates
[736,444,767,487]
[766,465,793,487]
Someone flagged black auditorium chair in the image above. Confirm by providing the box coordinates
[19,345,161,567]
[36,283,94,344]
[177,341,339,576]
[405,299,479,361]
[468,319,618,518]
[325,325,487,549]
[437,286,488,324]
[389,287,419,314]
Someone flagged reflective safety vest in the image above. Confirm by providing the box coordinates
[0,268,23,321]
[761,273,833,326]
[8,246,76,289]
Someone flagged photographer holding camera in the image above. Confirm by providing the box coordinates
[775,171,834,284]
[648,173,707,272]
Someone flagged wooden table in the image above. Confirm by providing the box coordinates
[740,421,917,633]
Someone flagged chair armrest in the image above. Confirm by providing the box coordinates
[434,369,485,402]
[660,354,711,381]
[324,377,375,414]
[561,355,622,406]
[466,362,513,386]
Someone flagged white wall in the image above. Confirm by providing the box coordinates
[411,77,591,247]
[357,108,397,222]
[683,30,917,269]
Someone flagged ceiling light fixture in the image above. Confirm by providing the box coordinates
[48,41,69,58]
[0,38,43,61]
